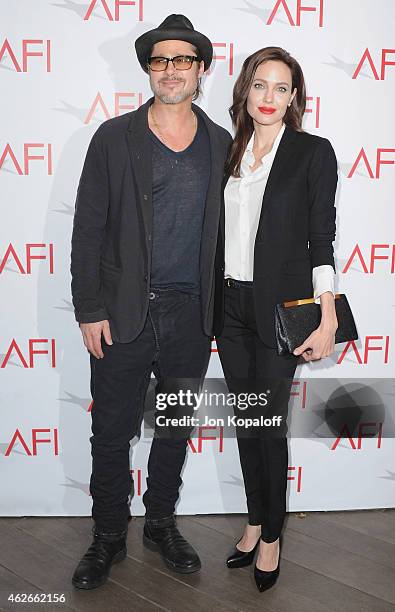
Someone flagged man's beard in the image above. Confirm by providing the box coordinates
[150,75,197,104]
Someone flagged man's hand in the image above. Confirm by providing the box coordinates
[80,320,113,359]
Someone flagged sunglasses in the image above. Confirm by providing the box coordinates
[147,55,201,71]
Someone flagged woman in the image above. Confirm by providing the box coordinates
[216,47,338,592]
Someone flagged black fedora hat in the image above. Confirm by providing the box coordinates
[135,14,213,73]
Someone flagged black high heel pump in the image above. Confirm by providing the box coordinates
[254,535,282,592]
[226,538,260,569]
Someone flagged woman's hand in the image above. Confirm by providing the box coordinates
[293,291,338,361]
[293,322,337,361]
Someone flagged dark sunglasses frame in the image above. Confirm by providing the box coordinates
[147,55,201,71]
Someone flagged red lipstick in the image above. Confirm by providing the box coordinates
[258,106,276,114]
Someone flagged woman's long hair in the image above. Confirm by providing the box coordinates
[226,47,306,177]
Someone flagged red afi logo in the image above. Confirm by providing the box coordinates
[188,426,224,453]
[84,0,143,21]
[343,244,395,274]
[352,48,395,80]
[0,143,53,175]
[290,380,308,409]
[331,422,383,450]
[1,339,57,369]
[0,39,51,72]
[267,0,324,27]
[206,43,234,76]
[348,148,395,179]
[0,243,54,275]
[305,96,321,128]
[130,468,142,495]
[85,92,143,123]
[337,337,390,365]
[288,466,303,492]
[5,429,59,456]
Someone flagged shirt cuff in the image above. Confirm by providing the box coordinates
[313,265,335,304]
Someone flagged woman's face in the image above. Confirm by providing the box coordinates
[246,59,297,126]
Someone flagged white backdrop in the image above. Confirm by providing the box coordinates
[1,0,394,517]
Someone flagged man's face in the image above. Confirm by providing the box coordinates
[148,39,204,104]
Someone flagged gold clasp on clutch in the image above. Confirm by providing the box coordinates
[283,293,341,308]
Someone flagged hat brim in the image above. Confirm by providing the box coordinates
[135,28,213,73]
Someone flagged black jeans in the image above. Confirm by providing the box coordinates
[89,288,210,532]
[216,282,298,543]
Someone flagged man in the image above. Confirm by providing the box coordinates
[70,14,232,589]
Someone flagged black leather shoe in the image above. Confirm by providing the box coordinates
[143,515,201,574]
[72,527,127,590]
[226,538,260,568]
[254,536,282,592]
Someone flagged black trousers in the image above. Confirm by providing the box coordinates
[216,282,298,543]
[89,288,210,532]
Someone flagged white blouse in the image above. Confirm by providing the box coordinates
[224,124,334,303]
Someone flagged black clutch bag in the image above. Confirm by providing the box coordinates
[274,293,358,356]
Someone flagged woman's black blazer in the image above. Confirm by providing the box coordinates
[213,124,338,349]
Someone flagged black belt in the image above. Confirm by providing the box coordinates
[224,278,254,289]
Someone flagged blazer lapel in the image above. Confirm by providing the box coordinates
[219,169,231,247]
[261,125,298,212]
[125,98,154,242]
[193,103,224,212]
[193,103,226,253]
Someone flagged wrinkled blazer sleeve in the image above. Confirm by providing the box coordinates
[70,129,110,323]
[308,138,338,271]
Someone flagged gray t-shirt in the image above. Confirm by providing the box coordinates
[149,113,210,294]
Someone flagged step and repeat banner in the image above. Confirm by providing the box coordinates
[1,0,394,516]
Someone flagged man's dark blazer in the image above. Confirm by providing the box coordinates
[213,125,338,348]
[71,97,232,342]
